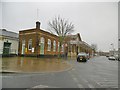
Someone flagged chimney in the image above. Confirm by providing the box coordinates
[36,21,40,29]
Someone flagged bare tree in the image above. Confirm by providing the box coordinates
[48,16,74,57]
[91,44,97,52]
[48,16,74,37]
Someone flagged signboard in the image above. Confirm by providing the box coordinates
[32,48,34,53]
[25,48,27,52]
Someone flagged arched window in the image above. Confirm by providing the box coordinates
[28,39,32,50]
[40,37,44,44]
[21,40,25,54]
[39,37,45,54]
[53,40,56,52]
[47,39,51,51]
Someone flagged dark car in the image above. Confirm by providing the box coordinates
[77,52,88,62]
[106,55,109,57]
[108,56,116,60]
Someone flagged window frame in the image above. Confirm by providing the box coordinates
[40,37,44,45]
[47,39,51,51]
[28,39,32,50]
[53,40,56,52]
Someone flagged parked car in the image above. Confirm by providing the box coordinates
[77,52,88,62]
[106,55,109,57]
[108,56,116,60]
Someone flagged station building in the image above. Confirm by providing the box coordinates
[19,21,93,57]
[19,21,64,57]
[64,33,93,57]
[0,29,19,56]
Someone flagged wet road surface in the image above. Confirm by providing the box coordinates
[67,56,118,88]
[2,56,119,88]
[1,57,71,73]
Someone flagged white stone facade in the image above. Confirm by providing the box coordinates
[0,29,19,55]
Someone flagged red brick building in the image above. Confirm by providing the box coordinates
[19,21,93,57]
[19,21,64,57]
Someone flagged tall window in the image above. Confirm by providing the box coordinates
[21,40,25,54]
[53,40,56,52]
[28,39,32,50]
[58,42,60,52]
[40,37,44,44]
[47,39,51,51]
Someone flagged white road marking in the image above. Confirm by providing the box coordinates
[77,84,84,88]
[32,85,49,88]
[73,77,79,83]
[88,84,94,88]
[98,81,118,84]
[99,84,118,87]
[96,81,118,88]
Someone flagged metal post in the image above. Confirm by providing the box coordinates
[111,43,114,56]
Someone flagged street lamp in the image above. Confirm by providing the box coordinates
[118,39,120,60]
[110,43,114,56]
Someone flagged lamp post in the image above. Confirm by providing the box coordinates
[111,43,114,56]
[118,39,120,60]
[76,41,79,55]
[65,43,68,58]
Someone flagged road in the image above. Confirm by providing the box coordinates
[2,56,118,89]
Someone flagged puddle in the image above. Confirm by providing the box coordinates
[0,57,72,73]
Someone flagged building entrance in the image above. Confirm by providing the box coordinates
[3,42,11,55]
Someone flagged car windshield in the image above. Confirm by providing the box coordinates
[78,53,87,56]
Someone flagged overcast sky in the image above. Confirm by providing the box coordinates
[1,2,118,52]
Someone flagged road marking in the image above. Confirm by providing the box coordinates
[77,84,84,88]
[73,77,79,83]
[32,85,49,88]
[96,81,118,88]
[99,84,118,88]
[88,84,94,88]
[98,72,117,76]
[96,82,101,86]
[95,79,118,83]
[98,81,118,84]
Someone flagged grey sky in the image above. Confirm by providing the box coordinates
[0,2,2,29]
[1,2,118,52]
